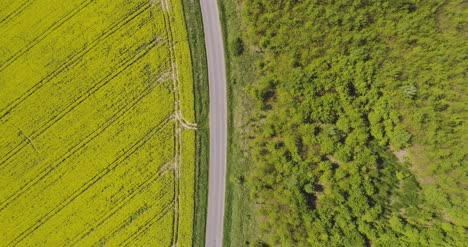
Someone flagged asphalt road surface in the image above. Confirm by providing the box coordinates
[200,0,227,246]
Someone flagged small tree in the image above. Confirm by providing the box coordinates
[403,85,417,99]
[232,37,244,56]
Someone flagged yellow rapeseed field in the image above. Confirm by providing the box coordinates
[0,0,196,246]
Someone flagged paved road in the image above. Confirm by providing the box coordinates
[200,0,227,247]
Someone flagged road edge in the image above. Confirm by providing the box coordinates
[200,0,228,246]
[215,1,233,246]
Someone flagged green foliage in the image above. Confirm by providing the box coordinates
[231,37,245,56]
[238,0,468,245]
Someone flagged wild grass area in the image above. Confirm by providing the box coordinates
[0,0,197,245]
[218,0,261,246]
[223,0,467,246]
[181,0,209,245]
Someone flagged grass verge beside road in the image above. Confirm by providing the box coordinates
[181,0,209,246]
[218,1,261,246]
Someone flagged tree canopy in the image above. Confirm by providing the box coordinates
[238,0,467,245]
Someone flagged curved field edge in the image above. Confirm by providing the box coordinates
[180,0,210,246]
[162,0,198,245]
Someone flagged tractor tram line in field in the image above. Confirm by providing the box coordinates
[120,202,174,246]
[0,40,162,170]
[160,0,198,245]
[6,118,175,246]
[0,81,171,215]
[0,0,32,27]
[0,40,164,178]
[66,161,175,246]
[0,0,94,72]
[0,5,157,162]
[159,0,181,245]
[0,69,171,184]
[0,1,152,120]
[162,0,189,244]
[0,0,197,245]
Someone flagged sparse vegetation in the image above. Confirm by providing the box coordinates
[232,37,245,56]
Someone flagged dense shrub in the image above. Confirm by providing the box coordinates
[240,0,467,245]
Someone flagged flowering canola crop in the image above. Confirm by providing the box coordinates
[0,0,196,246]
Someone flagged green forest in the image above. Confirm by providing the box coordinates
[234,0,467,245]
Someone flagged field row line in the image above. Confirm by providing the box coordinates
[0,1,153,120]
[0,39,163,169]
[0,0,32,28]
[159,0,183,245]
[7,117,175,246]
[159,0,199,245]
[0,0,94,73]
[176,100,197,130]
[0,1,187,245]
[66,161,175,246]
[121,201,174,246]
[0,74,171,213]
